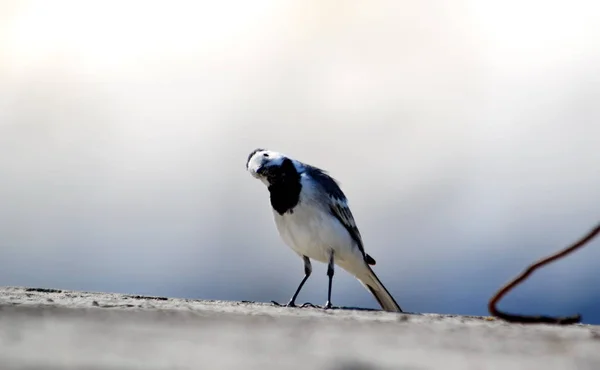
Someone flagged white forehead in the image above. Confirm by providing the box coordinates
[248,149,286,167]
[258,149,285,160]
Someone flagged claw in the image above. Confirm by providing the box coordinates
[271,300,297,308]
[300,302,317,308]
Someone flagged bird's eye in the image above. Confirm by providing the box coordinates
[263,153,269,157]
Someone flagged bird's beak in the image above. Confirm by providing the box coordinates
[249,163,267,179]
[255,164,268,176]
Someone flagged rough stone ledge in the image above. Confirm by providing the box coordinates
[1,286,599,370]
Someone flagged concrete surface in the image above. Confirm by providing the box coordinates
[1,287,599,370]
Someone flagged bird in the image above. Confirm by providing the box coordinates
[246,148,403,312]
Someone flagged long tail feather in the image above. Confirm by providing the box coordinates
[358,266,403,312]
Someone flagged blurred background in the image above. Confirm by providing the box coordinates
[1,0,599,323]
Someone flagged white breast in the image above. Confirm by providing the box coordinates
[272,179,356,264]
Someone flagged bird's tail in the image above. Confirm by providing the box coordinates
[357,266,403,312]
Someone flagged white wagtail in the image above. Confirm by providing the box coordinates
[246,148,403,312]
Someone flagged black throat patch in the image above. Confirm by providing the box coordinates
[267,158,302,215]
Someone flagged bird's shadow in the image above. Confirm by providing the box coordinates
[309,304,420,315]
[239,300,420,315]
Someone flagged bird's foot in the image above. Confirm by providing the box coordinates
[271,300,297,308]
[271,300,337,310]
[298,302,336,309]
[271,300,322,309]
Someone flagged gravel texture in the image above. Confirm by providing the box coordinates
[1,286,599,370]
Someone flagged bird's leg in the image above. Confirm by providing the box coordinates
[325,251,335,309]
[272,256,312,308]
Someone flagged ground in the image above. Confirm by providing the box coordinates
[1,286,599,370]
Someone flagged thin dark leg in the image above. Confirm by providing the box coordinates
[325,252,334,309]
[272,256,312,308]
[288,256,312,306]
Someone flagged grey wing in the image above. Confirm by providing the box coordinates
[303,164,376,265]
[328,197,375,265]
[329,197,363,249]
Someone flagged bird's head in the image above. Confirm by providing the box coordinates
[246,148,300,186]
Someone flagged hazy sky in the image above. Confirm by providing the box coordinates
[1,0,599,322]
